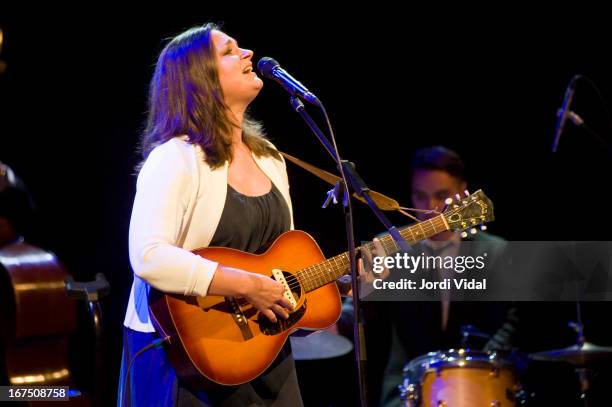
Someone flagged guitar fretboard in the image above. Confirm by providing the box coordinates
[296,215,448,292]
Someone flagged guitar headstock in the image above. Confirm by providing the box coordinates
[442,189,494,237]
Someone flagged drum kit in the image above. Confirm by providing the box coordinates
[398,321,612,407]
[287,315,612,406]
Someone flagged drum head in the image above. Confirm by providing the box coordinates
[404,349,513,380]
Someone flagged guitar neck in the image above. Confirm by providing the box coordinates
[298,215,449,292]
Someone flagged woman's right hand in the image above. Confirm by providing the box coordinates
[242,272,293,323]
[208,265,294,323]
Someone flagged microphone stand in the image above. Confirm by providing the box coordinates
[566,111,612,157]
[288,96,410,407]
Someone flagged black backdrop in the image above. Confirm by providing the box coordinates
[1,7,611,406]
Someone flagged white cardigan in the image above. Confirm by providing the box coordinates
[124,137,294,332]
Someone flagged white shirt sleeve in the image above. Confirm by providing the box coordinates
[128,141,218,297]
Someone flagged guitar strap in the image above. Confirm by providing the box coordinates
[279,151,418,220]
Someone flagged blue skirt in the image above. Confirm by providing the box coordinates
[117,327,303,407]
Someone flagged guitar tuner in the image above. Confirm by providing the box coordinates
[480,225,487,231]
[445,197,453,205]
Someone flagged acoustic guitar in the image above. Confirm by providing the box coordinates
[149,190,494,386]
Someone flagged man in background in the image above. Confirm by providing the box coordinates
[378,146,515,406]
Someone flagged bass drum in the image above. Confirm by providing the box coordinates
[399,349,519,407]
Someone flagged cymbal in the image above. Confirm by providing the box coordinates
[290,330,353,360]
[529,342,612,365]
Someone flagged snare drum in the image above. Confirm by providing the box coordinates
[399,349,519,407]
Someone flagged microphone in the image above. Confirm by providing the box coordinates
[552,75,580,152]
[557,109,585,126]
[257,57,321,107]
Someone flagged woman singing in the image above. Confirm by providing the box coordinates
[118,23,302,406]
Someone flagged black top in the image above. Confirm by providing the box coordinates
[204,182,301,406]
[209,182,290,254]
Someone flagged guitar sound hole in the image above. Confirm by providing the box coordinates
[258,301,307,335]
[258,271,306,335]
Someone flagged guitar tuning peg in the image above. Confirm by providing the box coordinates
[461,231,468,238]
[445,197,453,205]
[455,193,461,201]
[480,225,487,231]
[464,190,470,196]
[470,228,478,235]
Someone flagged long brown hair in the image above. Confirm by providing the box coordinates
[139,23,280,169]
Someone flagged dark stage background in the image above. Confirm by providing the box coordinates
[1,7,612,406]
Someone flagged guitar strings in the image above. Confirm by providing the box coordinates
[238,207,484,311]
[281,218,444,291]
[277,212,482,291]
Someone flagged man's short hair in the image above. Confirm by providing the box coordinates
[409,146,465,182]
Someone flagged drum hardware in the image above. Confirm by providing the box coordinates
[460,324,492,348]
[399,382,418,407]
[289,329,353,360]
[505,383,530,405]
[529,301,612,407]
[490,365,500,377]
